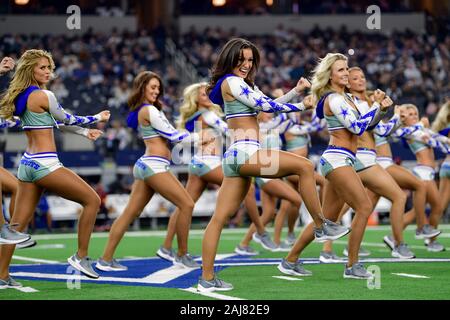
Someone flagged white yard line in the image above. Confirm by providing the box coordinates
[29,225,450,241]
[181,287,245,300]
[12,255,60,264]
[14,286,39,293]
[215,262,279,266]
[391,273,430,279]
[333,240,450,252]
[30,244,65,249]
[272,276,303,281]
[29,229,242,240]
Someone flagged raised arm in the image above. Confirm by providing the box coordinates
[288,110,326,135]
[407,129,450,153]
[254,86,298,105]
[425,128,450,145]
[288,121,323,136]
[201,110,229,136]
[310,111,327,130]
[372,114,402,137]
[41,90,109,126]
[147,105,199,144]
[225,76,306,113]
[328,93,383,136]
[0,57,15,75]
[257,77,310,105]
[258,113,288,131]
[0,117,21,129]
[393,123,424,138]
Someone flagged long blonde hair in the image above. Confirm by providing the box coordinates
[0,49,55,119]
[177,82,223,129]
[431,101,450,133]
[311,53,348,101]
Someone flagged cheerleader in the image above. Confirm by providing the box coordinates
[279,53,390,280]
[0,49,109,287]
[157,82,276,264]
[198,39,349,292]
[97,72,201,271]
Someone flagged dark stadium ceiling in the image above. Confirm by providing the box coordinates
[3,0,433,16]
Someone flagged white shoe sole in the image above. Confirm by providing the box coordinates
[95,263,127,272]
[197,284,234,293]
[415,230,441,239]
[234,249,259,256]
[427,247,445,252]
[343,273,374,280]
[315,228,351,243]
[252,234,277,251]
[0,235,31,245]
[391,252,415,259]
[173,260,201,269]
[383,237,395,251]
[277,264,312,276]
[67,257,99,279]
[156,250,175,262]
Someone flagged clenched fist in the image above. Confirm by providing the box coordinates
[0,57,15,75]
[295,77,311,93]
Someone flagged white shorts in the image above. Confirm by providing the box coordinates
[133,156,170,180]
[412,165,435,181]
[319,146,356,177]
[355,148,377,172]
[376,157,394,169]
[189,155,222,176]
[255,177,273,188]
[223,139,261,177]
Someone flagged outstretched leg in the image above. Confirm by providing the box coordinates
[201,176,251,280]
[102,180,153,261]
[387,164,427,229]
[162,173,207,251]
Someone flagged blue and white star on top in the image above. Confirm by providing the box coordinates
[327,92,383,136]
[43,90,102,126]
[226,76,306,114]
[240,85,251,98]
[340,107,349,119]
[373,114,401,137]
[253,97,264,108]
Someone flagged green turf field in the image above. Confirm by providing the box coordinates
[2,225,450,300]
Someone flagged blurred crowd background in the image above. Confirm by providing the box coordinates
[0,0,449,230]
